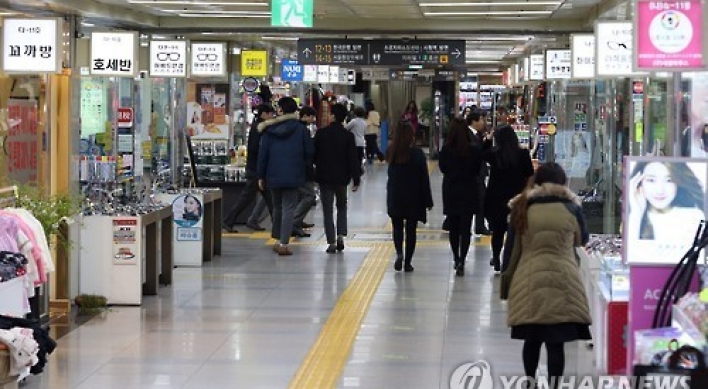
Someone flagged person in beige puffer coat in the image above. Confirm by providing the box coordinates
[500,162,591,389]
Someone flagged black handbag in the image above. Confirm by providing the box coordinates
[578,180,622,233]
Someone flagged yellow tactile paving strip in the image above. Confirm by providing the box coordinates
[287,243,394,389]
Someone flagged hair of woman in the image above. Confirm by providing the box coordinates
[631,161,704,239]
[510,162,568,234]
[405,100,418,114]
[445,117,471,157]
[387,120,415,164]
[493,125,521,169]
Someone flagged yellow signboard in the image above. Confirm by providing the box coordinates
[241,50,268,76]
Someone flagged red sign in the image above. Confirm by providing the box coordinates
[117,108,133,128]
[6,100,39,183]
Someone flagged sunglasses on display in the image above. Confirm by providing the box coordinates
[197,54,219,61]
[157,52,181,61]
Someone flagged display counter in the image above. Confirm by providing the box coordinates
[78,206,173,305]
[198,181,249,224]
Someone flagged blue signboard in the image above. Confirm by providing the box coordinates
[281,59,303,82]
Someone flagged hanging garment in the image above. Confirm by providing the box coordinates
[0,328,38,376]
[4,209,54,275]
[0,212,42,286]
[0,316,55,375]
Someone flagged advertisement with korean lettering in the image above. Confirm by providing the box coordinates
[186,83,230,139]
[596,21,635,76]
[571,34,595,79]
[624,157,708,265]
[191,43,225,77]
[528,54,545,81]
[150,40,187,78]
[90,32,138,77]
[636,0,705,70]
[5,100,39,183]
[2,18,61,74]
[241,50,268,77]
[545,49,571,79]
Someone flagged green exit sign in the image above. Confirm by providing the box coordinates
[271,0,313,28]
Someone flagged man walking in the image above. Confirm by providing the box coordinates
[223,104,274,233]
[467,110,492,235]
[258,97,314,255]
[313,103,362,253]
[292,106,318,237]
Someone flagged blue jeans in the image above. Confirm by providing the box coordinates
[319,184,348,244]
[270,188,299,245]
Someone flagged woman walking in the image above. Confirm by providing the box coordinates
[483,125,534,271]
[364,101,385,163]
[386,120,433,272]
[501,162,591,389]
[439,118,482,276]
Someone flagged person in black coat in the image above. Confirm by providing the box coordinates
[467,110,492,235]
[439,118,482,277]
[313,103,362,253]
[483,125,535,271]
[387,120,433,272]
[222,104,275,232]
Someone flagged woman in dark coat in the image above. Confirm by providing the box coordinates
[387,120,434,272]
[483,125,534,271]
[439,118,482,276]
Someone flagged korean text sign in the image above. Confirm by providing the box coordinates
[596,21,635,76]
[545,49,571,79]
[571,34,595,79]
[90,32,138,77]
[241,50,268,77]
[191,42,225,77]
[150,41,187,78]
[3,18,61,74]
[635,0,704,70]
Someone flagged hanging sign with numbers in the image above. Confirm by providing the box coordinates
[150,40,187,78]
[2,18,62,74]
[191,42,226,77]
[90,32,138,77]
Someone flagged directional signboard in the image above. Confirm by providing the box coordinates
[298,39,465,67]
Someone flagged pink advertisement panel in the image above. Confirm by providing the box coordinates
[636,0,704,69]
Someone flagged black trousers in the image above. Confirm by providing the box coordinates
[474,180,487,232]
[223,177,273,227]
[364,134,384,161]
[446,213,473,264]
[391,217,418,263]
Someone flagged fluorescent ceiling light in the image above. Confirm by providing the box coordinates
[128,1,267,4]
[178,13,269,17]
[166,10,270,14]
[262,36,299,41]
[421,1,560,5]
[0,12,18,15]
[81,22,95,27]
[425,10,552,15]
[466,60,504,64]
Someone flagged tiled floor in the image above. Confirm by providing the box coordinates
[23,162,595,389]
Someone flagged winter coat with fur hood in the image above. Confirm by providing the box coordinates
[502,183,592,327]
[257,113,314,189]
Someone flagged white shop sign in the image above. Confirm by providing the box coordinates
[191,42,226,77]
[329,65,340,84]
[90,31,138,77]
[2,18,62,74]
[317,65,330,83]
[150,40,187,78]
[571,34,596,79]
[596,21,636,77]
[529,54,545,80]
[303,65,317,82]
[546,49,571,79]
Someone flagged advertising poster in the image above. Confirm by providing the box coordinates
[636,0,704,70]
[113,218,138,265]
[172,194,203,241]
[689,73,708,157]
[6,99,39,183]
[187,83,230,139]
[624,157,708,265]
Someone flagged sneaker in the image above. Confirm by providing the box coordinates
[326,244,337,254]
[246,222,265,231]
[336,236,345,252]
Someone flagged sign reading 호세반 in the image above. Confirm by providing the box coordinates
[90,32,138,77]
[241,50,268,77]
[635,0,705,71]
[571,34,596,79]
[150,41,187,78]
[2,18,61,74]
[191,42,225,77]
[596,21,635,76]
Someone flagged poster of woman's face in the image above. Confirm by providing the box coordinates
[625,158,708,265]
